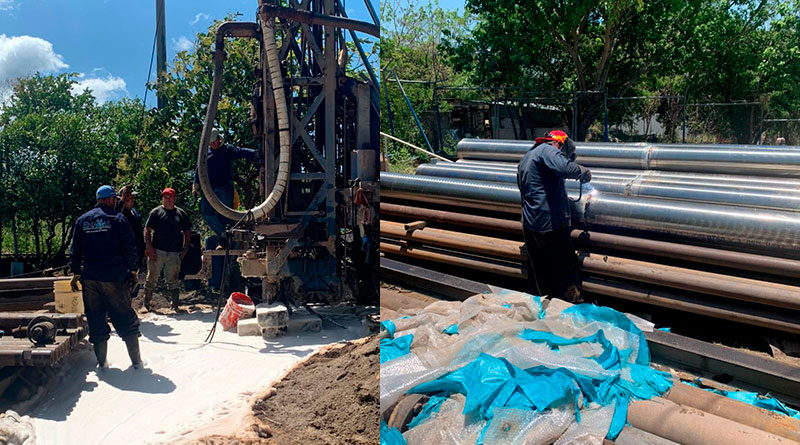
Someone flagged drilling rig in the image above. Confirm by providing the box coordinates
[190,0,379,306]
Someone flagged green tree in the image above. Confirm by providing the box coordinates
[381,0,472,169]
[124,15,260,224]
[0,74,142,266]
[443,0,799,142]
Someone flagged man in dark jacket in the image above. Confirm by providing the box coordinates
[517,130,591,302]
[192,128,257,238]
[116,185,145,270]
[70,185,143,369]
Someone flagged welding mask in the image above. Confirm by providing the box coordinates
[563,137,577,162]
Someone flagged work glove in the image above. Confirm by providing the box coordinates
[70,274,81,292]
[579,166,592,183]
[146,246,157,260]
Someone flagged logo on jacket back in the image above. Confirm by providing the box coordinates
[83,218,111,233]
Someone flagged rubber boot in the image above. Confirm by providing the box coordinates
[142,289,153,312]
[93,341,108,368]
[123,335,143,369]
[170,289,180,311]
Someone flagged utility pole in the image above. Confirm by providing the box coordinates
[155,0,167,108]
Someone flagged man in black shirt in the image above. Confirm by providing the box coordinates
[143,188,192,311]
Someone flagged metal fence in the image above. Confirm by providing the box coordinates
[384,80,798,155]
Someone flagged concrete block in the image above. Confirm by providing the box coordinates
[261,326,287,339]
[288,313,322,333]
[237,318,262,336]
[256,303,289,329]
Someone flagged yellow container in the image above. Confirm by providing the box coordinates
[54,279,84,314]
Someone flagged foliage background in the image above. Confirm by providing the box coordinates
[381,0,800,168]
[0,17,259,268]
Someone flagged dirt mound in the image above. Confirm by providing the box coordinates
[252,335,379,445]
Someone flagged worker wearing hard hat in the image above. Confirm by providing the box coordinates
[192,128,257,240]
[517,130,591,302]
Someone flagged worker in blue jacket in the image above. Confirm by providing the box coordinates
[192,128,257,238]
[70,185,143,369]
[517,130,591,302]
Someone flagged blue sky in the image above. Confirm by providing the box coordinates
[0,0,378,105]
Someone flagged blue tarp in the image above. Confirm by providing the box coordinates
[407,395,449,429]
[383,295,672,443]
[380,334,414,364]
[380,421,407,445]
[687,380,800,420]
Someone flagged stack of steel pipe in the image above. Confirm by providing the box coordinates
[380,138,800,334]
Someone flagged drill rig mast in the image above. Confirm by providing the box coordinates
[192,0,379,305]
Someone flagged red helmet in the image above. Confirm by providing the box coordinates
[535,130,569,145]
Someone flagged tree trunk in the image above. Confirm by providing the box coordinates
[11,215,19,262]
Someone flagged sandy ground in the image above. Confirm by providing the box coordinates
[27,309,370,445]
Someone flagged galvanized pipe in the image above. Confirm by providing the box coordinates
[416,165,800,211]
[380,203,800,278]
[664,382,800,442]
[627,397,800,445]
[420,163,800,194]
[457,139,800,177]
[382,173,800,254]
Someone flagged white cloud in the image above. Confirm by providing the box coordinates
[71,75,127,104]
[173,36,194,52]
[0,0,15,12]
[0,34,68,86]
[190,12,210,25]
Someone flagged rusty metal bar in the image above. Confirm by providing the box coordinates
[380,202,521,234]
[582,278,800,335]
[381,203,800,279]
[579,254,800,311]
[381,221,800,311]
[381,221,524,260]
[380,242,524,278]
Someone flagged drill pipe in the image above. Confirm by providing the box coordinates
[415,164,800,211]
[581,278,800,335]
[380,202,522,234]
[381,221,800,311]
[380,205,800,279]
[456,139,800,177]
[379,242,800,334]
[379,241,524,278]
[381,172,800,255]
[627,397,800,445]
[664,382,800,442]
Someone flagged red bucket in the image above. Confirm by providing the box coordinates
[219,292,255,331]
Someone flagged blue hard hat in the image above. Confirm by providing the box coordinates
[96,185,116,199]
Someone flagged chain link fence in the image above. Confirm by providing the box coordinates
[384,81,797,154]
